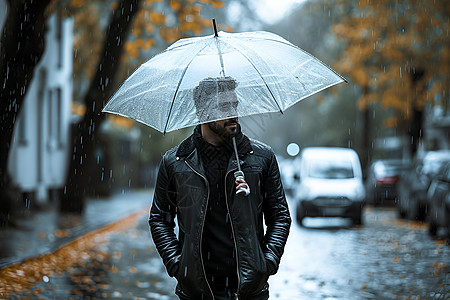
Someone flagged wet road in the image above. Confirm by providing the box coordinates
[271,202,449,300]
[3,198,449,299]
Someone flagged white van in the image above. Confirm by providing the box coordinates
[293,147,365,226]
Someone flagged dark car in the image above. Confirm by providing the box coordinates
[427,161,450,239]
[365,159,408,206]
[397,150,450,221]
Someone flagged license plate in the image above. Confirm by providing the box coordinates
[322,207,344,216]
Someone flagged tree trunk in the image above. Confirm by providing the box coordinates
[61,0,142,212]
[361,86,371,178]
[408,69,426,157]
[409,108,423,156]
[0,0,51,224]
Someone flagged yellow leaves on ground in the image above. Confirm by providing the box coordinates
[393,257,399,263]
[110,265,119,274]
[0,209,147,295]
[129,267,137,273]
[432,262,448,276]
[361,283,367,292]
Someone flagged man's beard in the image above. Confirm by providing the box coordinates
[208,119,238,142]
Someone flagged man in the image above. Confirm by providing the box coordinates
[149,76,291,300]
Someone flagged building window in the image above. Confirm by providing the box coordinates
[18,108,27,145]
[56,14,62,69]
[48,88,63,149]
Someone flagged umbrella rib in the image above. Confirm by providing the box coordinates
[163,42,210,134]
[223,39,284,114]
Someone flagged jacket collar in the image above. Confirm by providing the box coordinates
[176,124,252,158]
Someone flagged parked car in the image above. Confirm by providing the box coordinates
[427,161,450,239]
[277,156,298,196]
[365,159,408,206]
[397,150,450,220]
[293,147,365,226]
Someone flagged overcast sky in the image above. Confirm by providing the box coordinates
[254,0,307,24]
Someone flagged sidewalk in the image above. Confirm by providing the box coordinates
[0,189,153,269]
[0,188,179,299]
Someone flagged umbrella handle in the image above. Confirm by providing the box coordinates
[233,137,250,195]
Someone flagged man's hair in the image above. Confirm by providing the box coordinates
[193,76,238,113]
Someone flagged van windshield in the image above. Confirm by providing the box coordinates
[307,160,354,179]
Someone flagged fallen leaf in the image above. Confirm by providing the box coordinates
[361,284,367,292]
[111,266,119,273]
[393,257,399,263]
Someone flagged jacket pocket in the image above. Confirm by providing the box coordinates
[175,284,198,300]
[239,243,269,295]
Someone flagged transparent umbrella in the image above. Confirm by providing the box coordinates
[102,20,346,134]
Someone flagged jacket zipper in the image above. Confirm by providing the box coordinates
[184,160,215,300]
[225,167,241,298]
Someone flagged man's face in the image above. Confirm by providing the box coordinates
[207,117,239,141]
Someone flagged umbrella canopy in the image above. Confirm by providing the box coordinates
[103,27,346,133]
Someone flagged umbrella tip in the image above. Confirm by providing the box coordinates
[212,19,218,37]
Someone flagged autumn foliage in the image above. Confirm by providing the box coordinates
[331,0,450,130]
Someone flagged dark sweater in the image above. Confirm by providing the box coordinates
[193,126,238,294]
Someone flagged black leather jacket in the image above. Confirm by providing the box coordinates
[149,131,291,299]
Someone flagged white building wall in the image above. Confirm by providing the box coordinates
[6,9,73,204]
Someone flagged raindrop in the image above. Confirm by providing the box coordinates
[184,266,188,277]
[128,179,131,187]
[43,276,49,283]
